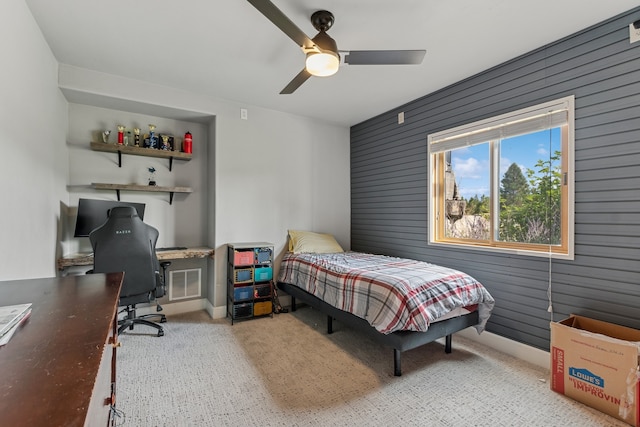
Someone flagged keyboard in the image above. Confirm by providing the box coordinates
[156,246,188,251]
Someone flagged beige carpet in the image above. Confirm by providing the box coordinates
[116,308,627,426]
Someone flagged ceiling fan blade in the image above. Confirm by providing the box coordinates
[247,0,315,49]
[280,69,312,94]
[344,50,426,65]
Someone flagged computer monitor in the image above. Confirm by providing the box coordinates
[74,198,146,237]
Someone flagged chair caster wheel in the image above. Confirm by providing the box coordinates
[157,329,164,337]
[160,317,167,323]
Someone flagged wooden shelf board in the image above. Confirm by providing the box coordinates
[90,141,192,160]
[92,183,192,193]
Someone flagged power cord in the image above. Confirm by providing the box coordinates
[111,406,126,426]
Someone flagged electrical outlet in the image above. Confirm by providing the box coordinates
[398,111,405,124]
[240,108,248,120]
[629,23,640,44]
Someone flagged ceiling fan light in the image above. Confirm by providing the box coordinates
[305,51,340,77]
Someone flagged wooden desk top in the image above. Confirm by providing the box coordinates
[0,273,123,427]
[57,246,214,270]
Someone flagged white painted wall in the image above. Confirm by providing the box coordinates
[54,65,350,316]
[0,0,68,280]
[213,105,351,308]
[1,3,349,311]
[63,104,208,254]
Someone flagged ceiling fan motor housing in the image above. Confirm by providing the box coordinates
[310,10,334,32]
[311,31,339,56]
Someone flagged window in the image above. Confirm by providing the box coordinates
[428,96,574,259]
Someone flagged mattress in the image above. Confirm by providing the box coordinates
[277,251,495,334]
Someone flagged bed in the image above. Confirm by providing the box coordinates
[276,230,495,376]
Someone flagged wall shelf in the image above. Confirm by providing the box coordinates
[90,141,192,171]
[92,182,193,204]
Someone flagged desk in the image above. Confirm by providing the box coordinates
[0,273,123,427]
[57,246,214,271]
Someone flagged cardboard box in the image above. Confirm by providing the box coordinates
[550,315,640,426]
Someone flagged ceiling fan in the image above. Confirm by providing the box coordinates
[246,0,426,94]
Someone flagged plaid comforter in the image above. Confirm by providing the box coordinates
[278,252,495,334]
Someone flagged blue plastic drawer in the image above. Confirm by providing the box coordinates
[254,267,272,281]
[234,286,253,301]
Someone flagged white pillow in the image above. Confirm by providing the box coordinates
[288,230,344,254]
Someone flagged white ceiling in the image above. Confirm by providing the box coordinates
[25,0,640,126]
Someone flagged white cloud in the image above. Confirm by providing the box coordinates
[499,157,527,176]
[453,156,490,198]
[452,156,486,179]
[459,186,489,199]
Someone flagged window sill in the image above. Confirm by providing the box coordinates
[427,240,574,260]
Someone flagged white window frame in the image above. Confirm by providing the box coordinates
[428,95,575,260]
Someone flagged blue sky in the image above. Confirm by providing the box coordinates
[451,128,561,199]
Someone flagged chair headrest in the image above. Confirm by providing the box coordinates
[108,206,139,218]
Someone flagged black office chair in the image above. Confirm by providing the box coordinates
[89,206,169,337]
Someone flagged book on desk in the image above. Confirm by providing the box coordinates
[0,303,32,346]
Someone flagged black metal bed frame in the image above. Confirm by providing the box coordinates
[278,281,480,376]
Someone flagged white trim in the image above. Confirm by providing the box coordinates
[452,327,549,370]
[135,298,207,317]
[428,240,575,260]
[428,95,575,260]
[210,304,227,319]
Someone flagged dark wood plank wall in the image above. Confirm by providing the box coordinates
[350,7,640,351]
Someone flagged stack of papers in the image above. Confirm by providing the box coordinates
[0,303,32,346]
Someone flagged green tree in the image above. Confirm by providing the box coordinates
[524,151,562,244]
[466,194,490,216]
[499,163,530,242]
[497,152,562,244]
[501,163,529,206]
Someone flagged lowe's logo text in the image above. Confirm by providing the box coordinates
[568,367,604,388]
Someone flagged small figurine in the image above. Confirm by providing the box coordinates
[148,167,157,186]
[160,135,169,150]
[101,130,111,143]
[148,124,157,149]
[134,128,141,147]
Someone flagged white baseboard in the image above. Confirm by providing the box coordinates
[209,304,227,319]
[454,327,549,370]
[135,298,208,317]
